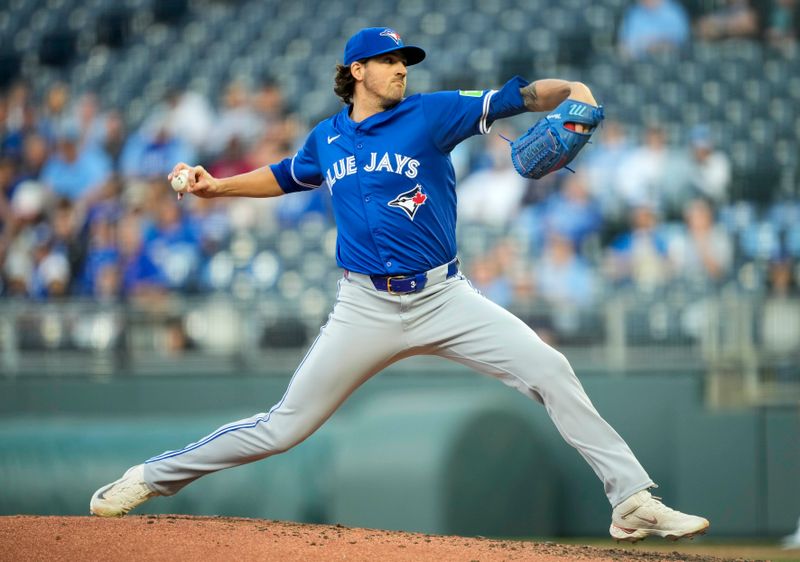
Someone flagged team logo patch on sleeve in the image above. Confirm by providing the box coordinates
[388,184,428,221]
[459,90,483,97]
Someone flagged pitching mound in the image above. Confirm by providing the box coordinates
[1,515,740,562]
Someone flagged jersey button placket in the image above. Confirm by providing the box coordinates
[353,130,388,270]
[359,139,369,203]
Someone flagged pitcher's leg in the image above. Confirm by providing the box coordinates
[416,280,653,506]
[144,281,405,496]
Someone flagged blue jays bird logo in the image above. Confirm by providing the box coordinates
[388,184,428,220]
[380,29,402,45]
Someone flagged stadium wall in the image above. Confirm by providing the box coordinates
[1,371,797,538]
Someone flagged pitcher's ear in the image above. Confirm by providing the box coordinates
[350,61,365,81]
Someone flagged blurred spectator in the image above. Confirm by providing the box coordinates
[158,89,215,156]
[605,204,672,291]
[0,92,11,156]
[616,125,684,216]
[79,210,119,297]
[72,92,107,147]
[207,79,264,157]
[696,0,759,41]
[582,120,634,221]
[239,120,308,228]
[534,231,599,308]
[457,128,528,225]
[618,0,691,60]
[764,0,798,47]
[671,125,732,207]
[246,121,296,171]
[163,315,193,356]
[0,156,18,264]
[668,198,733,286]
[2,180,49,296]
[100,110,127,171]
[2,95,38,161]
[38,82,73,144]
[14,133,49,187]
[761,257,800,355]
[40,127,112,202]
[120,120,194,180]
[253,79,287,129]
[467,238,526,307]
[209,137,252,179]
[275,186,333,227]
[4,80,32,135]
[0,95,9,155]
[50,198,86,290]
[142,193,201,291]
[93,261,123,302]
[29,226,71,300]
[519,170,603,256]
[532,230,600,340]
[0,155,15,218]
[187,196,232,259]
[116,212,167,298]
[85,173,126,226]
[468,252,514,307]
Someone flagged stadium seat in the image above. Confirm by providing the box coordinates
[38,28,77,67]
[152,0,188,24]
[739,223,781,261]
[0,50,21,89]
[786,225,800,258]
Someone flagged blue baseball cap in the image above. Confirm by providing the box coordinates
[344,27,426,66]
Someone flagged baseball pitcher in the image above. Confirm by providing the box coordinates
[90,27,709,543]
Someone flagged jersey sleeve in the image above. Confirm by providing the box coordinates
[269,127,325,193]
[421,75,529,153]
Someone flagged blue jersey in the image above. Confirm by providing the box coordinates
[271,76,529,275]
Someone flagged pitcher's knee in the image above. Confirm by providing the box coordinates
[525,344,572,375]
[259,425,312,455]
[535,347,579,386]
[508,346,574,389]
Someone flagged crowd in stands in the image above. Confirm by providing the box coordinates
[0,0,798,320]
[618,0,798,59]
[0,77,323,302]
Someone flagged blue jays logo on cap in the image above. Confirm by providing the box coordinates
[379,29,401,45]
[344,27,426,66]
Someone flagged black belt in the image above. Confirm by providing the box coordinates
[369,259,459,295]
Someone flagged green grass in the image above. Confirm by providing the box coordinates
[554,536,800,561]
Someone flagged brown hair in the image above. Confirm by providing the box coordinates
[334,63,356,105]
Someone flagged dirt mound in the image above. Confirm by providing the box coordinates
[0,515,745,562]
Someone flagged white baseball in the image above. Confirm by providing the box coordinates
[171,169,190,193]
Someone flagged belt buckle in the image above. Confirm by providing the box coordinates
[386,275,406,295]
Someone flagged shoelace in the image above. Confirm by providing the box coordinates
[639,494,685,517]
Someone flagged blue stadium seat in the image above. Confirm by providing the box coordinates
[739,222,781,261]
[786,225,800,258]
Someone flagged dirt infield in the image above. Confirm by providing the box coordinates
[0,515,753,562]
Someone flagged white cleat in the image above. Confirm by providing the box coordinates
[782,532,800,550]
[609,489,710,543]
[90,464,159,517]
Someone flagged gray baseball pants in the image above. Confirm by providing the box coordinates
[144,267,654,507]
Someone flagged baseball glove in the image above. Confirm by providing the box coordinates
[507,98,605,180]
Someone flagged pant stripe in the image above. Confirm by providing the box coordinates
[145,333,321,463]
[145,281,344,464]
